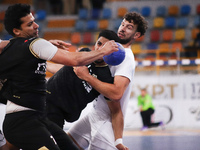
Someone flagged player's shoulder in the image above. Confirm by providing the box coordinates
[125,48,134,58]
[17,37,38,42]
[29,37,46,44]
[29,38,51,49]
[11,37,39,46]
[124,48,135,65]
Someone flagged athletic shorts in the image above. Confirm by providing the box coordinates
[46,102,65,129]
[68,111,117,150]
[3,110,78,150]
[0,130,6,147]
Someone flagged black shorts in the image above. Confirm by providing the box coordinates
[46,102,65,129]
[3,110,78,150]
[46,101,80,128]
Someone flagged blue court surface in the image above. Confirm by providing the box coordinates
[123,129,200,150]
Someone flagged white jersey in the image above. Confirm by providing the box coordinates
[68,47,135,149]
[91,47,135,119]
[0,130,6,147]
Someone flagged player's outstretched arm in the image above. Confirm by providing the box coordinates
[0,39,69,53]
[51,40,118,66]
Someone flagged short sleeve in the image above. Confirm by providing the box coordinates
[30,38,58,60]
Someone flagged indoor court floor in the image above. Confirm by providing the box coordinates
[123,128,200,150]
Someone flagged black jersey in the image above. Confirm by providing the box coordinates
[0,93,7,104]
[0,37,47,112]
[47,63,113,122]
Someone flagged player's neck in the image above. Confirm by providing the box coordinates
[121,43,131,49]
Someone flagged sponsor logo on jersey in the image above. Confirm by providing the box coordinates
[35,63,46,74]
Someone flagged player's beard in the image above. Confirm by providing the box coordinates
[119,37,131,44]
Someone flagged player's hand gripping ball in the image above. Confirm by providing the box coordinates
[103,42,125,66]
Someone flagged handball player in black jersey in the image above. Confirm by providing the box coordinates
[46,30,120,128]
[0,4,118,150]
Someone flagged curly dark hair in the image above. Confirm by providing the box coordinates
[4,3,31,36]
[123,12,148,37]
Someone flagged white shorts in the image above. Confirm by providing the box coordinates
[68,111,117,150]
[0,130,6,147]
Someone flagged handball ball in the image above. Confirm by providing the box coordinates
[103,42,125,66]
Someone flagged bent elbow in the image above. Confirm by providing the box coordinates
[111,93,123,102]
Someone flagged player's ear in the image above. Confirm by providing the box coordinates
[13,28,21,36]
[133,32,141,39]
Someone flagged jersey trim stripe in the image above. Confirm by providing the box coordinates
[29,38,42,59]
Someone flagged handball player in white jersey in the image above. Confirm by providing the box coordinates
[68,12,148,150]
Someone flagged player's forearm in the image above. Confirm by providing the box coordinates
[107,101,124,140]
[73,50,106,66]
[51,41,118,66]
[51,48,106,66]
[83,75,121,101]
[112,110,124,140]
